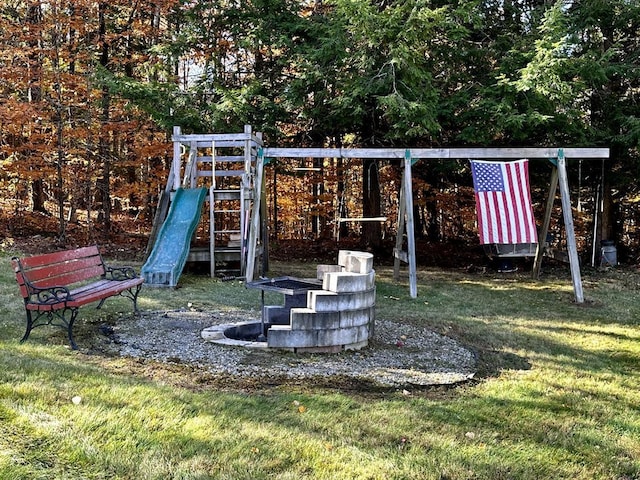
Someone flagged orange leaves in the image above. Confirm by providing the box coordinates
[0,0,179,234]
[137,141,173,159]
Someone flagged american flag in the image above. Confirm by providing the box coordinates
[470,159,537,245]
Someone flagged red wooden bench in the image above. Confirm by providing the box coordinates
[11,245,144,350]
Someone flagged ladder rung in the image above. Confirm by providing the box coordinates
[215,170,245,177]
[198,170,245,177]
[198,155,247,162]
[210,190,242,200]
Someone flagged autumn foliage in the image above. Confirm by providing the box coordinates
[1,1,639,262]
[0,1,175,247]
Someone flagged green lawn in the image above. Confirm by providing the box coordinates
[1,247,639,479]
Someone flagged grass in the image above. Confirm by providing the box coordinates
[1,246,640,479]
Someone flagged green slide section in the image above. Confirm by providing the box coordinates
[142,187,207,287]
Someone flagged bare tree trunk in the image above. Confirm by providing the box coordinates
[27,2,47,215]
[336,156,348,240]
[362,158,382,250]
[97,2,112,234]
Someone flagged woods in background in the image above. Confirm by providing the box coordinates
[0,1,638,260]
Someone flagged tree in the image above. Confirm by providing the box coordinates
[1,0,639,258]
[502,0,640,242]
[0,0,178,241]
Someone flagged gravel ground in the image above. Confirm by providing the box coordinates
[96,309,477,388]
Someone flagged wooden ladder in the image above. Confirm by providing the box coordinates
[206,127,263,279]
[209,160,247,277]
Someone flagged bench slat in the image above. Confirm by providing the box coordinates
[67,278,143,307]
[24,277,143,311]
[18,246,100,269]
[16,245,106,289]
[30,264,106,290]
[26,254,103,278]
[12,268,29,299]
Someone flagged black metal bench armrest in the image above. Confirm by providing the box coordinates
[104,265,139,281]
[28,285,72,305]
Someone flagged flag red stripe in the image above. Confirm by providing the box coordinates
[471,159,537,245]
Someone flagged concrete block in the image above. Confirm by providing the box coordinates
[344,253,374,274]
[268,324,291,331]
[323,270,376,293]
[344,339,369,351]
[355,324,371,343]
[316,326,360,347]
[290,308,341,330]
[339,306,375,328]
[267,328,318,348]
[316,264,342,280]
[308,288,376,312]
[295,345,344,354]
[338,250,373,273]
[337,250,354,267]
[263,305,289,325]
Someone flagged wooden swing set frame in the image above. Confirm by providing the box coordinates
[262,146,610,303]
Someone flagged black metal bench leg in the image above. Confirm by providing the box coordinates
[132,284,142,313]
[20,309,34,344]
[66,308,80,350]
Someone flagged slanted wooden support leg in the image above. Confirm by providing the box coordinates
[403,154,418,299]
[557,150,584,303]
[393,174,407,282]
[532,151,584,303]
[392,152,418,298]
[533,165,559,279]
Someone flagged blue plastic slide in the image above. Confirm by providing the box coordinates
[142,187,207,287]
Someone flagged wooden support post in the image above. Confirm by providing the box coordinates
[240,186,247,276]
[392,151,418,298]
[532,163,559,279]
[172,126,182,191]
[182,141,197,188]
[557,150,584,303]
[404,154,418,298]
[245,150,265,282]
[591,183,602,267]
[243,125,253,174]
[393,175,407,281]
[209,186,216,278]
[260,165,269,275]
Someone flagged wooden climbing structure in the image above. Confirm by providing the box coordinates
[145,126,266,286]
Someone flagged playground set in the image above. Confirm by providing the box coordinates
[142,125,609,303]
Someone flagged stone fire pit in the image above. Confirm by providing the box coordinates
[202,250,376,353]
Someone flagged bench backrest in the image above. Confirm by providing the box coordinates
[12,246,106,299]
